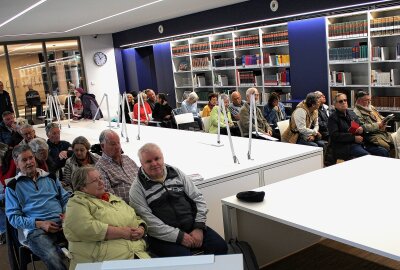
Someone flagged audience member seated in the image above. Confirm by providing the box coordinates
[9,118,27,147]
[0,111,18,146]
[95,130,139,203]
[64,166,150,270]
[263,92,287,139]
[228,91,245,121]
[120,93,134,124]
[25,84,43,119]
[209,94,241,136]
[133,92,152,125]
[130,143,227,257]
[18,124,41,146]
[74,87,103,120]
[239,88,273,137]
[328,93,389,161]
[145,89,156,111]
[152,93,173,128]
[64,136,100,189]
[180,92,203,130]
[353,91,393,157]
[5,145,70,270]
[73,98,83,119]
[46,123,72,181]
[263,92,287,126]
[282,92,325,147]
[315,91,330,141]
[201,93,218,117]
[28,137,58,175]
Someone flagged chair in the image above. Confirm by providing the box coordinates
[202,116,210,133]
[174,113,195,130]
[277,119,290,138]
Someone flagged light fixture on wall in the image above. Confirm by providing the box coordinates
[270,0,279,12]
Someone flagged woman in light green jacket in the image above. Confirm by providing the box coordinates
[63,166,150,270]
[209,94,241,136]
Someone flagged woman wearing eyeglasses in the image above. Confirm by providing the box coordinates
[63,166,150,270]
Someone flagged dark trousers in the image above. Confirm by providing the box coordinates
[350,143,389,158]
[147,226,227,257]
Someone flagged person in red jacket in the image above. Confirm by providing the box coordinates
[133,93,152,125]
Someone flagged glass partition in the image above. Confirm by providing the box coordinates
[7,42,47,115]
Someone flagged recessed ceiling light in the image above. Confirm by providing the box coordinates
[0,0,48,29]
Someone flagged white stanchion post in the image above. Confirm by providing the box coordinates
[120,93,129,142]
[217,95,221,145]
[247,94,254,160]
[49,95,61,128]
[117,94,122,128]
[137,92,141,140]
[93,93,112,128]
[221,97,239,164]
[53,94,63,128]
[67,93,75,128]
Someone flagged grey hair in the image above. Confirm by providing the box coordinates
[305,92,319,107]
[220,93,229,101]
[246,87,258,98]
[71,166,97,191]
[72,136,91,150]
[20,123,33,131]
[45,122,59,135]
[28,138,48,153]
[314,91,323,98]
[137,143,162,162]
[12,144,32,162]
[188,92,199,101]
[99,129,117,144]
[333,93,346,103]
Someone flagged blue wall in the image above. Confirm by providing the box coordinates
[153,42,175,107]
[135,46,158,91]
[288,17,328,100]
[121,48,139,93]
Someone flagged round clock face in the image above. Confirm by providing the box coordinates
[93,52,107,66]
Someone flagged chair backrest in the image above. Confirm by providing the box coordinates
[175,113,195,125]
[202,116,210,133]
[277,119,290,138]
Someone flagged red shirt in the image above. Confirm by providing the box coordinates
[133,102,152,123]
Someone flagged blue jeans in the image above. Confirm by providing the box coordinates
[26,229,67,270]
[148,226,228,257]
[297,137,326,148]
[350,144,389,158]
[0,184,5,234]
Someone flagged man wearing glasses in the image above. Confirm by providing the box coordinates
[328,93,389,161]
[353,91,393,157]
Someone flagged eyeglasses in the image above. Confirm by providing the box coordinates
[337,99,347,104]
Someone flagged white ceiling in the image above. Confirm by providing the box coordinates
[0,0,247,43]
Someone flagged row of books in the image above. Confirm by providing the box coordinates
[328,20,367,39]
[241,54,261,66]
[372,96,400,111]
[172,45,190,56]
[193,74,208,87]
[237,71,262,86]
[211,39,233,51]
[329,44,368,61]
[214,74,229,86]
[264,53,290,66]
[371,46,390,61]
[264,69,290,86]
[235,34,260,48]
[213,57,239,67]
[330,71,352,86]
[192,57,210,70]
[262,30,288,46]
[371,69,400,86]
[190,42,209,53]
[370,16,400,36]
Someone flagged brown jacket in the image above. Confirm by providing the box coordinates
[239,102,272,137]
[282,101,318,143]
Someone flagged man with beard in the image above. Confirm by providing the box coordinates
[353,90,393,157]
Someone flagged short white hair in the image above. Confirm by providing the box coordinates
[188,92,198,101]
[137,143,162,162]
[246,88,258,98]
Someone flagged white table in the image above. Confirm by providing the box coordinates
[222,155,400,267]
[35,120,323,236]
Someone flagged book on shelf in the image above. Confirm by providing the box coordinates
[391,69,400,86]
[330,71,352,85]
[372,96,400,110]
[328,20,367,39]
[213,55,235,68]
[371,69,399,86]
[192,57,210,70]
[190,42,209,53]
[371,46,389,61]
[172,44,189,56]
[215,74,229,86]
[262,30,288,46]
[241,54,260,66]
[235,34,260,48]
[370,15,400,36]
[397,43,400,60]
[211,38,233,51]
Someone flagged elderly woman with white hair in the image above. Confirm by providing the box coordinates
[28,137,58,176]
[180,92,203,130]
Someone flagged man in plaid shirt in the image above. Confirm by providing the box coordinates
[95,130,138,203]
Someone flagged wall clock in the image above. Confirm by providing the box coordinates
[93,51,107,66]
